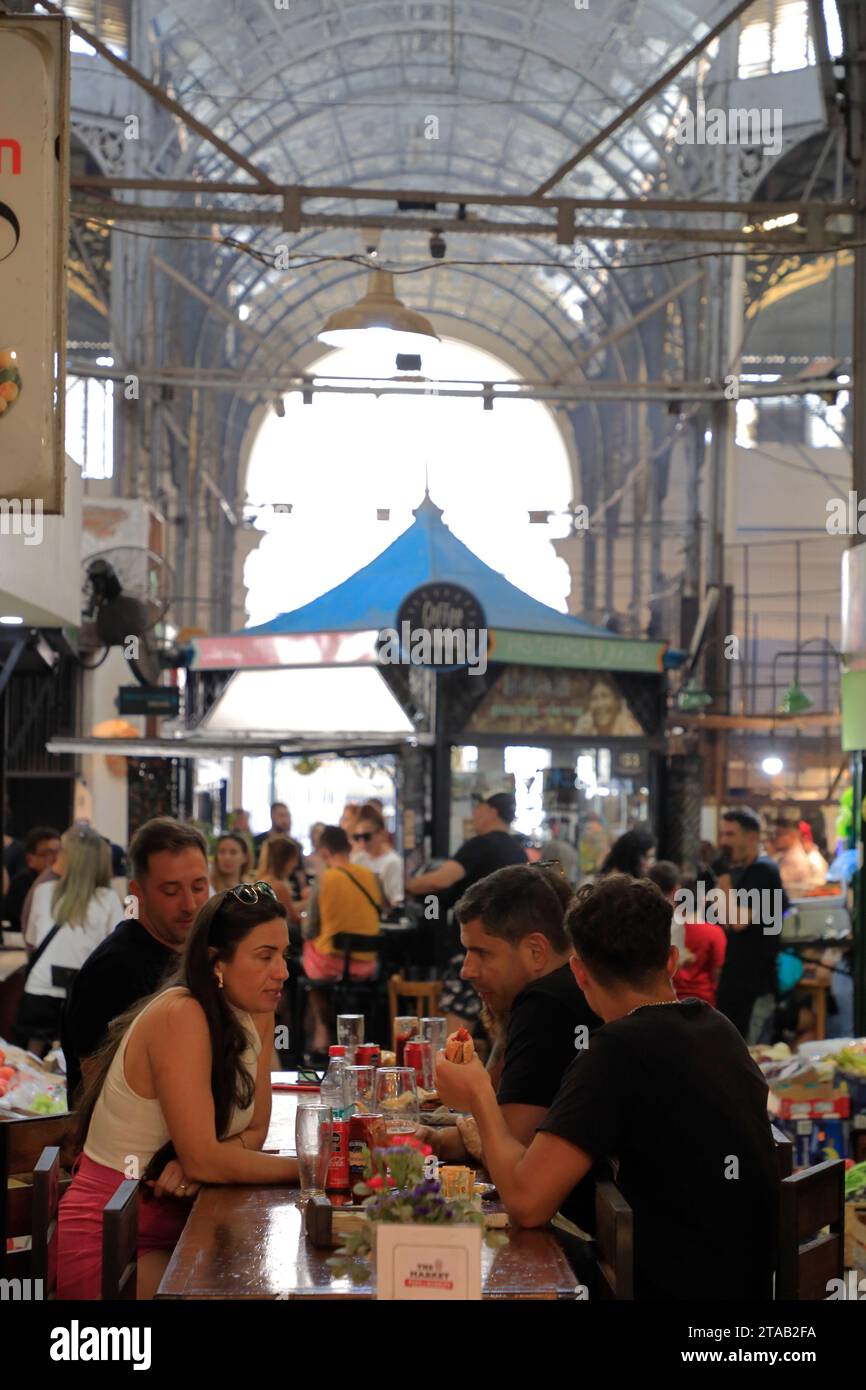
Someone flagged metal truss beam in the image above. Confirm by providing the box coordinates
[69,175,855,221]
[66,360,844,404]
[71,197,853,250]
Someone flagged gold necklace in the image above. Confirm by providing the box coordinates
[625,999,682,1017]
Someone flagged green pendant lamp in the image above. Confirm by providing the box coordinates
[779,679,813,715]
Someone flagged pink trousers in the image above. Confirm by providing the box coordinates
[57,1154,190,1300]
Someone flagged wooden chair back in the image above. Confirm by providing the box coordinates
[594,1179,634,1300]
[0,1114,77,1278]
[101,1178,140,1301]
[388,976,442,1040]
[771,1124,793,1178]
[30,1146,62,1295]
[777,1158,845,1300]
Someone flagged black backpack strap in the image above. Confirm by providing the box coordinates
[335,867,383,916]
[25,923,64,981]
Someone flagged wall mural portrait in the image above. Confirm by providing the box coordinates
[463,666,645,737]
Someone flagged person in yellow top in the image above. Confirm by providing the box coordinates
[301,824,383,1053]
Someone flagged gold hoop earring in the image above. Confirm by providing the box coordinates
[216,968,224,989]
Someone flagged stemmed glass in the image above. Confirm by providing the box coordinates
[374,1067,419,1141]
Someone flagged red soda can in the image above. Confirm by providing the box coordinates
[326,1119,351,1191]
[355,1043,381,1068]
[348,1113,387,1187]
[403,1038,433,1090]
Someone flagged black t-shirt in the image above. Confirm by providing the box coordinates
[454,830,527,890]
[719,855,789,997]
[2,867,37,934]
[539,1000,779,1300]
[61,918,176,1103]
[497,963,601,1109]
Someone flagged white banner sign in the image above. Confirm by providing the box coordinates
[0,16,69,513]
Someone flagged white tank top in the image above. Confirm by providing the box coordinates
[84,986,261,1173]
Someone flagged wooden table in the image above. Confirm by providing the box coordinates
[157,1089,581,1300]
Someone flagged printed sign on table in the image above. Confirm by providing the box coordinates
[376,1224,482,1300]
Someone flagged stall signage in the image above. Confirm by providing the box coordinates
[378,583,490,676]
[375,1223,482,1300]
[0,15,69,512]
[118,686,180,717]
[492,629,665,674]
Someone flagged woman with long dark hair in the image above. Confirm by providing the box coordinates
[57,884,296,1300]
[600,827,656,878]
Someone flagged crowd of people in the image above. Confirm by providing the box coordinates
[0,793,840,1299]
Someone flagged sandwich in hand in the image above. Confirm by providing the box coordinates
[444,1026,475,1064]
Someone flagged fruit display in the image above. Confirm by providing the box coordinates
[0,1039,68,1114]
[0,348,22,418]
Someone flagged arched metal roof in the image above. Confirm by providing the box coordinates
[144,0,725,376]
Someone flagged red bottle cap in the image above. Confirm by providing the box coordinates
[329,1045,347,1056]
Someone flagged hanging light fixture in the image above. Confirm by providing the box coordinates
[318,270,440,354]
[676,678,712,712]
[779,678,813,715]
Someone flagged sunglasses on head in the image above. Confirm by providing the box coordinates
[225,880,279,906]
[352,832,374,842]
[535,858,565,876]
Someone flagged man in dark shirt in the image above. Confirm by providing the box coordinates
[436,873,779,1301]
[61,817,211,1104]
[406,791,527,989]
[420,863,599,1163]
[1,826,61,937]
[715,806,788,1043]
[254,801,292,855]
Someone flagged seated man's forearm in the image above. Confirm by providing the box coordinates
[471,1088,535,1220]
[432,1125,470,1163]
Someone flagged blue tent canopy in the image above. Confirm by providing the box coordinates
[243,494,612,639]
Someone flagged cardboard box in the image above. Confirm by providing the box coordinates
[844,1204,866,1274]
[768,1087,850,1122]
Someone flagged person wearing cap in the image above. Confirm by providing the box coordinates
[407,792,527,1031]
[407,792,527,912]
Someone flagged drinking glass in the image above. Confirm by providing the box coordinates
[344,1064,376,1114]
[295,1102,333,1199]
[404,1038,434,1092]
[419,1017,448,1053]
[393,1015,419,1066]
[336,1014,365,1061]
[374,1067,419,1140]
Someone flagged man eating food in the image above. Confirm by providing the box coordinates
[419,864,599,1172]
[434,873,779,1301]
